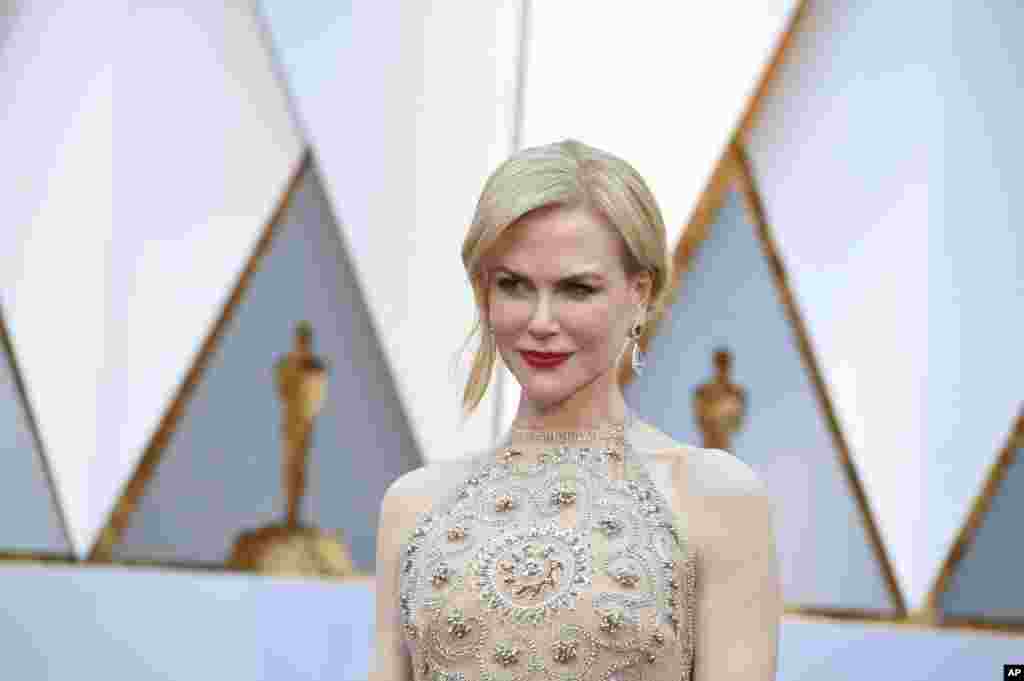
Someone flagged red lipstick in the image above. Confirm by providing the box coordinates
[521,351,571,369]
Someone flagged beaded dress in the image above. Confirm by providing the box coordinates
[398,409,698,681]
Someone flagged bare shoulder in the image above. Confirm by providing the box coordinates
[681,447,767,498]
[377,459,478,560]
[383,458,477,511]
[634,420,767,498]
[384,459,475,499]
[634,422,774,566]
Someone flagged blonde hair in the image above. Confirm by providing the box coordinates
[456,139,674,421]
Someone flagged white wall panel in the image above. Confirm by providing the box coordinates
[257,1,524,463]
[101,4,303,560]
[520,1,796,256]
[628,188,896,612]
[105,3,302,559]
[746,1,941,608]
[0,3,113,558]
[0,3,303,556]
[112,162,421,569]
[747,1,1024,608]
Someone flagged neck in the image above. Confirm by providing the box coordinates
[511,387,629,431]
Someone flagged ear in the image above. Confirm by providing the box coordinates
[631,269,653,310]
[474,270,490,312]
[474,264,491,292]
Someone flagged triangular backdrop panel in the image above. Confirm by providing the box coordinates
[0,1,113,559]
[522,1,798,252]
[938,437,1024,623]
[256,1,519,463]
[745,1,1024,607]
[1,3,303,557]
[0,320,70,554]
[626,186,895,612]
[110,161,422,570]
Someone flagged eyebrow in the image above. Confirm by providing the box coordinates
[493,266,605,283]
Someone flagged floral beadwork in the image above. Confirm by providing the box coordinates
[551,639,577,663]
[602,446,623,462]
[475,525,590,626]
[550,483,577,507]
[492,641,520,666]
[397,426,698,681]
[612,568,641,588]
[447,608,472,639]
[432,562,452,587]
[501,448,523,464]
[599,609,626,633]
[494,495,516,513]
[596,517,623,537]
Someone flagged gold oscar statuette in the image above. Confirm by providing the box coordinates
[693,347,747,452]
[228,321,357,578]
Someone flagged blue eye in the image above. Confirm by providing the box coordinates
[567,283,595,298]
[497,278,521,293]
[496,278,596,298]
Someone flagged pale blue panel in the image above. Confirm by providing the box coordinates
[627,189,894,611]
[940,442,1024,622]
[778,618,1021,681]
[747,0,1024,608]
[111,163,421,569]
[1,565,1017,680]
[926,1,1024,613]
[256,1,354,110]
[928,1,1024,476]
[0,331,69,552]
[0,564,373,681]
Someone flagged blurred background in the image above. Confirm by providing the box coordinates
[0,1,1020,678]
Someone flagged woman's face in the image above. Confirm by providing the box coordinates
[485,204,650,412]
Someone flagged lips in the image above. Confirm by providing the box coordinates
[521,351,572,367]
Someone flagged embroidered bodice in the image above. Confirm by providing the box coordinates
[397,416,698,681]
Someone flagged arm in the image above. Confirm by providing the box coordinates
[370,484,415,681]
[675,453,782,680]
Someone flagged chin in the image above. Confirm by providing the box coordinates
[523,384,574,402]
[520,373,587,403]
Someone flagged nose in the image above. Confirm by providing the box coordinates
[527,294,559,339]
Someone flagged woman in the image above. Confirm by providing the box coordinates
[374,140,781,680]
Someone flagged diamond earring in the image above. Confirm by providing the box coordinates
[628,314,646,375]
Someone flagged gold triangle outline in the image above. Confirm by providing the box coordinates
[616,2,810,389]
[0,304,76,558]
[784,606,1023,638]
[717,0,1022,636]
[637,140,910,616]
[924,406,1024,626]
[87,149,312,562]
[732,142,908,616]
[734,0,812,141]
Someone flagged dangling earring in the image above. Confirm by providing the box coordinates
[629,318,645,375]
